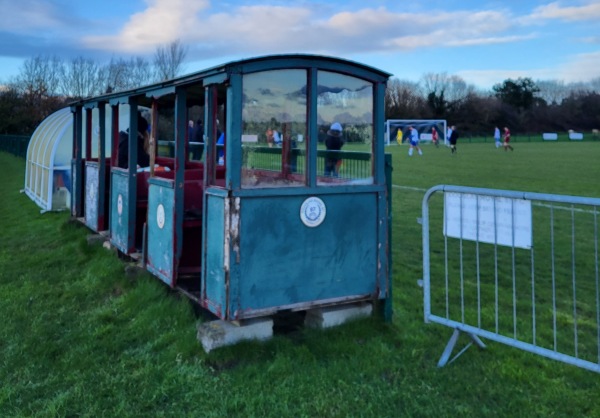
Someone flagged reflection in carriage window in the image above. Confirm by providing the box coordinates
[316,71,374,186]
[241,70,307,188]
[153,107,176,159]
[188,105,205,162]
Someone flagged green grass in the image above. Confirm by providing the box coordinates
[1,142,600,417]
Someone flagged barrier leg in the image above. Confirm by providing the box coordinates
[437,329,486,367]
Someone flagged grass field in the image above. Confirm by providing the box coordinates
[1,141,600,417]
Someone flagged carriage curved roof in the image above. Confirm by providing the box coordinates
[70,54,392,108]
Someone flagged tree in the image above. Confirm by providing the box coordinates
[535,79,571,105]
[444,75,473,104]
[100,57,128,93]
[130,57,153,88]
[420,72,449,117]
[0,86,31,134]
[420,72,473,118]
[12,55,67,127]
[492,77,540,111]
[590,77,600,93]
[561,91,600,131]
[426,90,446,118]
[60,56,103,99]
[15,54,63,97]
[99,56,153,94]
[385,78,427,119]
[451,92,502,133]
[153,39,188,81]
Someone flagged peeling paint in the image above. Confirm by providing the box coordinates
[223,197,233,320]
[85,166,99,230]
[223,197,230,272]
[231,197,241,264]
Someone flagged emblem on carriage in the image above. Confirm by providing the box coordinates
[156,204,165,229]
[300,197,326,227]
[117,194,123,216]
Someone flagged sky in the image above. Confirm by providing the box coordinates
[0,0,599,90]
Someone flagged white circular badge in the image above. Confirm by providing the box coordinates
[117,194,123,216]
[300,197,326,227]
[156,204,165,229]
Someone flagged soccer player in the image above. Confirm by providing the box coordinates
[449,125,459,154]
[396,128,403,145]
[503,126,514,151]
[407,126,422,156]
[494,126,501,148]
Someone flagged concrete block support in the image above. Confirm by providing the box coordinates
[197,318,274,353]
[304,303,373,329]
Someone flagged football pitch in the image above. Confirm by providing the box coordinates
[390,141,600,362]
[388,140,599,197]
[0,141,599,417]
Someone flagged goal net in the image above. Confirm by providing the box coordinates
[385,119,447,145]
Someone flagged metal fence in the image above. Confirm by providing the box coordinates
[390,132,600,144]
[155,142,373,179]
[0,135,30,158]
[244,146,372,179]
[422,185,600,373]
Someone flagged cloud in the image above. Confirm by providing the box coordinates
[374,10,519,50]
[455,69,527,90]
[196,5,313,47]
[579,36,600,44]
[0,0,102,60]
[327,7,406,36]
[529,1,600,22]
[556,51,600,83]
[80,2,522,58]
[446,34,537,47]
[9,0,589,91]
[83,0,211,52]
[0,0,65,32]
[457,50,600,89]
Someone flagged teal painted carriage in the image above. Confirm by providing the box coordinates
[71,54,392,321]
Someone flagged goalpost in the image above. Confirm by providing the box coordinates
[385,119,447,146]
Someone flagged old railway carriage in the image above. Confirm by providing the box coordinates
[70,54,392,321]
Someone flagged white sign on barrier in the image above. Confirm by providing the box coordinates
[542,133,557,140]
[242,134,258,142]
[444,192,532,249]
[569,132,583,140]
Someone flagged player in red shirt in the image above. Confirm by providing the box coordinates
[431,127,439,147]
[503,126,514,151]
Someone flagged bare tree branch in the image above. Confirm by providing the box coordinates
[153,39,188,81]
[60,56,103,99]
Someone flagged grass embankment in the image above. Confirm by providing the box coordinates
[1,142,599,417]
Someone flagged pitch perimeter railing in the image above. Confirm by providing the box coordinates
[422,185,600,373]
[0,135,30,158]
[243,146,372,179]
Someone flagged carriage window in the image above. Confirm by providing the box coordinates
[316,71,374,186]
[241,70,307,188]
[153,107,175,159]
